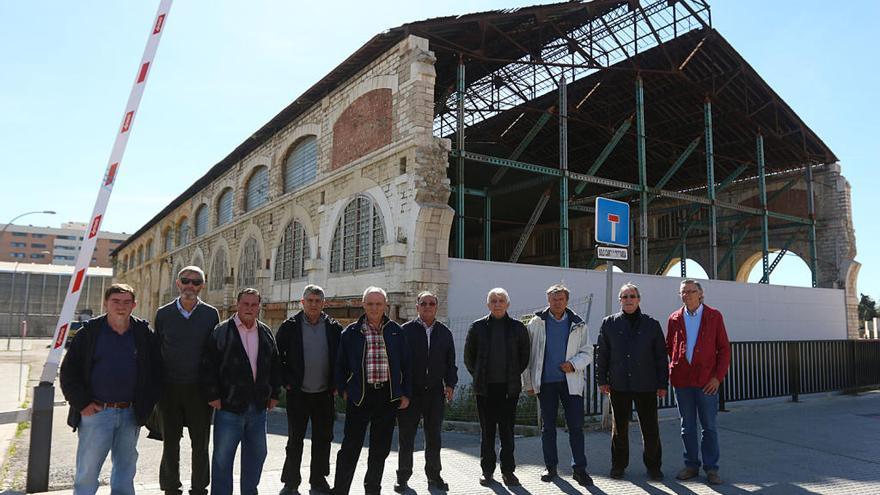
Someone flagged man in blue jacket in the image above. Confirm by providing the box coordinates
[333,286,411,495]
[60,283,162,495]
[395,290,457,493]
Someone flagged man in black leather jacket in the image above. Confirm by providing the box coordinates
[464,287,530,488]
[595,282,668,481]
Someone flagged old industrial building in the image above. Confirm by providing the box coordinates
[112,0,859,337]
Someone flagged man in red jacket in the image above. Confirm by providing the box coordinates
[666,279,730,485]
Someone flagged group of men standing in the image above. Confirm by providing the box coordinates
[59,263,730,495]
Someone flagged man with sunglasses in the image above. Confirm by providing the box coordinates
[595,282,668,482]
[394,291,458,493]
[154,266,219,495]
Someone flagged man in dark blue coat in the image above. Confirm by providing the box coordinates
[333,286,411,495]
[60,283,162,495]
[394,290,457,493]
[595,282,668,481]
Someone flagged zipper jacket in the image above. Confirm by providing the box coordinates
[522,307,592,396]
[335,314,411,406]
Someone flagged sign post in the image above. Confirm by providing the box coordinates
[26,2,173,492]
[595,197,630,429]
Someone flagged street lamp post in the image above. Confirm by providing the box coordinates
[0,210,56,235]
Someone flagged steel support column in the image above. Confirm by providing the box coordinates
[757,133,770,283]
[484,192,492,261]
[455,57,466,258]
[704,99,718,279]
[636,77,648,273]
[559,76,570,267]
[805,164,818,287]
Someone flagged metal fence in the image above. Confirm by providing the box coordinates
[440,339,880,425]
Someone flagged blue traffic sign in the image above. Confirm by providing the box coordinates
[595,197,630,247]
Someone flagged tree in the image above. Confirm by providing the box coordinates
[858,293,878,327]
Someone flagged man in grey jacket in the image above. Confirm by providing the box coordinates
[523,284,593,487]
[154,266,220,495]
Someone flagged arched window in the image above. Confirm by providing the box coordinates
[136,246,144,266]
[145,240,153,260]
[194,204,209,237]
[238,237,260,288]
[274,220,309,281]
[122,255,129,272]
[217,188,234,226]
[283,136,318,193]
[330,196,385,273]
[245,166,269,212]
[163,228,174,252]
[210,248,228,290]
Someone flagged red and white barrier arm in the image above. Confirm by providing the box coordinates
[40,0,173,384]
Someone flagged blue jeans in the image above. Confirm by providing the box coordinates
[211,405,268,495]
[675,386,720,472]
[74,407,140,495]
[538,381,587,471]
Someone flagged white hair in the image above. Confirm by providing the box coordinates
[362,286,388,302]
[486,287,510,304]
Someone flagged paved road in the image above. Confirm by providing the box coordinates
[2,343,880,494]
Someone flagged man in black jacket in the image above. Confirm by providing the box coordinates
[275,284,341,495]
[60,283,162,495]
[155,266,219,495]
[595,282,669,481]
[463,287,530,487]
[202,288,282,495]
[394,290,458,493]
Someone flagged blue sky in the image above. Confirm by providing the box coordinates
[1,1,876,297]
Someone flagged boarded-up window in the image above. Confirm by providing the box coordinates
[284,136,318,193]
[210,248,227,291]
[330,196,385,273]
[245,166,269,212]
[164,228,174,252]
[274,220,309,280]
[217,188,233,226]
[194,204,209,237]
[238,237,260,288]
[178,218,189,246]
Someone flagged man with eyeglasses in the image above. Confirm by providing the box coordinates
[595,282,668,481]
[666,279,730,485]
[394,291,457,493]
[154,266,219,495]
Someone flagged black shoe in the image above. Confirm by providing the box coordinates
[479,473,494,486]
[501,472,521,487]
[310,478,332,494]
[427,476,449,491]
[610,467,625,479]
[573,470,594,486]
[648,469,664,481]
[540,467,557,482]
[278,484,298,495]
[393,479,408,493]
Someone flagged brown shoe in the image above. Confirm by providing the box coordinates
[676,467,699,480]
[706,470,723,485]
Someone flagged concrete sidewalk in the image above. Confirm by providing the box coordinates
[3,386,880,494]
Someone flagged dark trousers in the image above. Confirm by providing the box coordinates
[333,385,397,494]
[610,391,662,471]
[396,386,445,481]
[538,381,587,471]
[159,383,212,495]
[280,389,335,487]
[475,383,518,475]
